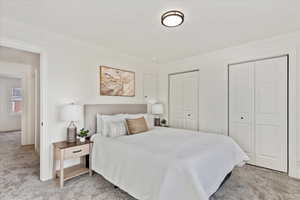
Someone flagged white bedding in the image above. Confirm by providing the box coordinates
[91,127,249,200]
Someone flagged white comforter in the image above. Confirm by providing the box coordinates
[91,127,249,200]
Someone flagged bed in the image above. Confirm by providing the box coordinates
[85,104,249,200]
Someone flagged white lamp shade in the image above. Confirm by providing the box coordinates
[152,104,163,115]
[60,104,83,122]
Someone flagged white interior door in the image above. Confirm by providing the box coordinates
[229,63,255,164]
[229,56,288,172]
[169,71,199,130]
[254,57,287,172]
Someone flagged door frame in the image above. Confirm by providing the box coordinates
[168,69,200,130]
[0,39,48,181]
[227,54,289,173]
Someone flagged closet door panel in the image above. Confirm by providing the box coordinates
[255,125,281,165]
[169,76,184,129]
[230,123,255,161]
[182,72,199,130]
[229,63,255,163]
[254,57,287,172]
[169,71,199,130]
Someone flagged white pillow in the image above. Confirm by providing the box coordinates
[97,114,127,137]
[96,113,102,134]
[109,120,127,137]
[146,114,155,129]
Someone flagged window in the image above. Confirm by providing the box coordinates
[10,88,22,113]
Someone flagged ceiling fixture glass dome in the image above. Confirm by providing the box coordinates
[161,10,184,27]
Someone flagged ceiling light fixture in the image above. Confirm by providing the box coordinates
[161,10,184,27]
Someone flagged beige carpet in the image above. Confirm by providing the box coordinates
[1,131,300,200]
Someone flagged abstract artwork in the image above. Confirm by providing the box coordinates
[100,66,135,96]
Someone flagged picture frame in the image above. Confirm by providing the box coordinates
[99,66,135,97]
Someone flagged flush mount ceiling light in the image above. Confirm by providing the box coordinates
[161,10,184,27]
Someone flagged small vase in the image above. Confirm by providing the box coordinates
[79,137,85,143]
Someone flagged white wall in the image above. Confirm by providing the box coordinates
[0,76,21,132]
[0,18,156,181]
[156,30,300,178]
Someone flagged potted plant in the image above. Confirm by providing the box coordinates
[161,118,167,127]
[78,128,89,142]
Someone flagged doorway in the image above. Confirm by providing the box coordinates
[0,46,41,177]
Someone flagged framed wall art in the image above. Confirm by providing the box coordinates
[100,66,135,97]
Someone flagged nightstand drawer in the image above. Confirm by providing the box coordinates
[64,145,89,160]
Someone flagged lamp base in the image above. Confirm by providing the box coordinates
[67,122,77,143]
[154,118,161,126]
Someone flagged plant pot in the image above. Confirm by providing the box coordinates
[79,137,86,143]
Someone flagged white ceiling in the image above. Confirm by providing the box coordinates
[1,0,300,63]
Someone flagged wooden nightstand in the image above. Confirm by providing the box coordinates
[53,140,93,188]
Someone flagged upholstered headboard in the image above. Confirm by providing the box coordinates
[84,104,147,133]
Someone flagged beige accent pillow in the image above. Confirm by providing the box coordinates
[126,117,149,135]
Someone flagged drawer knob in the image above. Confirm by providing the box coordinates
[73,150,82,153]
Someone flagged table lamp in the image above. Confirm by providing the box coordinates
[152,103,163,126]
[61,103,82,143]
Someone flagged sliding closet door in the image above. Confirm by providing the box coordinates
[254,57,287,172]
[169,71,199,130]
[229,63,255,164]
[229,56,288,172]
